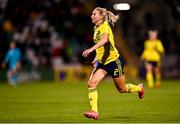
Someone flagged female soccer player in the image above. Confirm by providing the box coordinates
[82,7,144,120]
[141,30,164,88]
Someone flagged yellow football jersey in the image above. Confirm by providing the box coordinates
[93,21,119,65]
[141,39,164,62]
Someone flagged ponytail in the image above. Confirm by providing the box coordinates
[107,11,119,26]
[95,7,119,26]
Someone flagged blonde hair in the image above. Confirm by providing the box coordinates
[95,7,119,26]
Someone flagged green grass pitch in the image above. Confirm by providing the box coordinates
[0,79,180,123]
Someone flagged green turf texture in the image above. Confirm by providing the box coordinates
[0,80,180,123]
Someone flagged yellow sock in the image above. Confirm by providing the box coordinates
[156,73,161,86]
[146,71,154,88]
[126,84,141,93]
[88,88,98,113]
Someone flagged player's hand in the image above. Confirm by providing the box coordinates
[16,62,21,70]
[82,48,93,58]
[140,55,144,61]
[1,62,6,69]
[92,57,98,68]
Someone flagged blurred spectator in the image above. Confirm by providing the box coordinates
[50,36,65,69]
[25,48,39,70]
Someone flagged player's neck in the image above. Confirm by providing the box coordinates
[149,38,157,41]
[95,20,104,26]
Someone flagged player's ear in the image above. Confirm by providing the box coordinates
[99,14,104,20]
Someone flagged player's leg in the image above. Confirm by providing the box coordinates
[12,69,18,83]
[112,75,144,99]
[154,66,161,88]
[14,62,21,84]
[7,69,17,86]
[11,62,21,85]
[84,68,107,119]
[11,64,19,83]
[145,63,154,88]
[110,57,144,98]
[7,69,13,83]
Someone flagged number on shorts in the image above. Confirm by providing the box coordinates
[114,68,119,76]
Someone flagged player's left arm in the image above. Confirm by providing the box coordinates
[156,41,164,55]
[16,62,21,70]
[16,49,22,70]
[82,33,108,57]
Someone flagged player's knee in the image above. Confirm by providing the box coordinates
[147,69,152,72]
[87,80,97,88]
[155,68,161,73]
[146,65,152,72]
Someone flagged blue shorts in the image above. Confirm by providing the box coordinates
[95,57,125,78]
[146,61,161,67]
[9,64,17,70]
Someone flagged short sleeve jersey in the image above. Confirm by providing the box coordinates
[5,48,21,69]
[93,21,119,65]
[142,39,164,62]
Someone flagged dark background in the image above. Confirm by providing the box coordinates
[0,0,179,79]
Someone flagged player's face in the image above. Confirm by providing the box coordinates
[148,31,158,40]
[10,42,16,49]
[91,10,103,24]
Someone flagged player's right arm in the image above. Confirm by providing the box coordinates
[2,51,10,69]
[4,51,10,64]
[1,62,6,69]
[140,41,147,61]
[82,33,109,57]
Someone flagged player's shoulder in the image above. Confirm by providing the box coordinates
[15,48,21,53]
[154,39,163,45]
[156,39,162,43]
[144,40,150,44]
[101,21,110,27]
[103,21,109,25]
